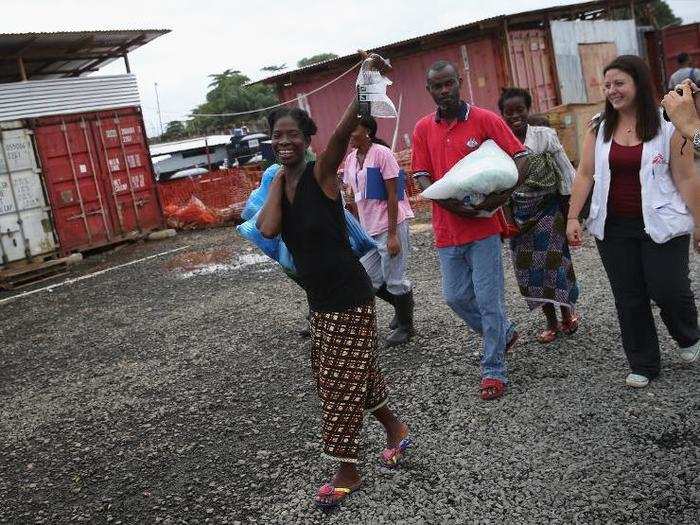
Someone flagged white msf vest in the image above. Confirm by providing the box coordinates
[586,115,694,243]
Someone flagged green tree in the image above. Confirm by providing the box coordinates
[622,0,681,28]
[649,0,682,27]
[187,69,278,132]
[297,53,339,68]
[160,120,186,141]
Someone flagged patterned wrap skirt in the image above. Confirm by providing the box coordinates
[309,300,388,463]
[509,189,579,310]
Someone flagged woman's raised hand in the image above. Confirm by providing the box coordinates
[358,50,392,75]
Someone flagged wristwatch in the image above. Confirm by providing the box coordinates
[693,129,700,152]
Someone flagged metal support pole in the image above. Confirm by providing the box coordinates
[545,15,563,108]
[503,18,514,87]
[17,56,27,81]
[154,82,164,137]
[205,136,211,169]
[123,53,131,74]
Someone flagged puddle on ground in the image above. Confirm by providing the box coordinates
[164,249,272,278]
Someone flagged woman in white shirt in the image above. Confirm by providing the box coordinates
[566,55,699,388]
[499,88,580,344]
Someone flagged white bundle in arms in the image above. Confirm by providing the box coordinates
[356,61,397,118]
[421,140,518,201]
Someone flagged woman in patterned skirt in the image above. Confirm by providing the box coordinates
[499,88,580,343]
[257,53,411,510]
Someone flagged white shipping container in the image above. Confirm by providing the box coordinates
[0,122,56,265]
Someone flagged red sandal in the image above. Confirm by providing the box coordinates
[314,482,361,511]
[480,378,506,400]
[537,326,560,344]
[561,313,580,335]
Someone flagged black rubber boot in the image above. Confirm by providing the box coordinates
[375,284,399,330]
[386,290,414,347]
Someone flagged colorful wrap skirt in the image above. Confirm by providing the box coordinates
[309,300,388,463]
[509,189,579,310]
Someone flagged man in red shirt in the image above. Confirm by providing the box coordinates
[412,60,529,400]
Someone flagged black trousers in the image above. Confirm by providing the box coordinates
[596,216,699,378]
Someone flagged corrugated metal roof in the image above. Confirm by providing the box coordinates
[258,0,651,85]
[149,135,233,156]
[0,74,141,122]
[0,29,170,84]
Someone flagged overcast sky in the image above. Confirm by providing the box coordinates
[3,0,698,136]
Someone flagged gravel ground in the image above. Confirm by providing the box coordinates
[0,223,698,524]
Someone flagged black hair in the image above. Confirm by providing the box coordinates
[601,55,660,143]
[357,115,390,148]
[427,60,458,78]
[677,52,690,65]
[497,87,533,112]
[267,107,317,140]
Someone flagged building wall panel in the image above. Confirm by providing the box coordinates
[278,36,506,152]
[551,20,640,104]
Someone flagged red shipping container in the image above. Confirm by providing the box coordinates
[33,107,163,255]
[646,23,700,95]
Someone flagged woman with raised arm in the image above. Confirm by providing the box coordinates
[566,55,700,388]
[256,53,412,510]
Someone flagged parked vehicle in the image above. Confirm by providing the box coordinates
[227,132,268,166]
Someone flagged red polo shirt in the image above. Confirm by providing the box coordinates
[411,103,525,248]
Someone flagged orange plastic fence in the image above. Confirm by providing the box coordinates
[395,148,432,217]
[157,168,256,229]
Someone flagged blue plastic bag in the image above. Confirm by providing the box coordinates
[241,164,281,221]
[344,209,377,256]
[236,163,377,274]
[236,210,282,262]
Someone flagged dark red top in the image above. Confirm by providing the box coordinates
[608,141,643,218]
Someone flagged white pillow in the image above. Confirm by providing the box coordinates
[421,139,518,200]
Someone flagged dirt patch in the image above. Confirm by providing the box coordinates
[163,248,235,272]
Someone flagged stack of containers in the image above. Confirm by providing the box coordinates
[0,74,164,268]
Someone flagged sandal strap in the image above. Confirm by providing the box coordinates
[380,436,413,465]
[480,378,505,389]
[562,314,580,328]
[317,483,352,497]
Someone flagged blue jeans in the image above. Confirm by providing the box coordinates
[438,234,513,382]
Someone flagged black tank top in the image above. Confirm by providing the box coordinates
[281,162,373,312]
